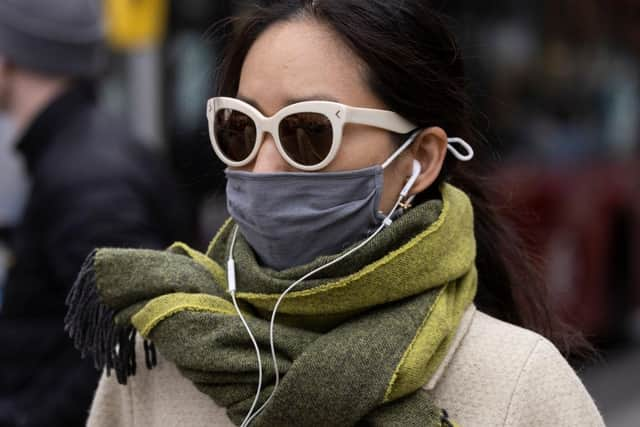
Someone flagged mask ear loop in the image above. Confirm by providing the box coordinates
[447,137,474,161]
[383,132,474,169]
[381,129,421,169]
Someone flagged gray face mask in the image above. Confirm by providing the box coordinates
[225,131,475,270]
[226,165,388,270]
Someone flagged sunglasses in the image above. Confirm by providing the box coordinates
[206,97,417,171]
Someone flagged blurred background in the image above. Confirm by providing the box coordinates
[0,0,638,425]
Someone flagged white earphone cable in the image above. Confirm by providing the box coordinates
[228,226,264,427]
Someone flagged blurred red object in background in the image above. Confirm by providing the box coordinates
[494,156,640,344]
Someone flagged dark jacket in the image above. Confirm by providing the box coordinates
[0,85,191,426]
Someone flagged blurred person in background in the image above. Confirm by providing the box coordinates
[0,112,28,306]
[67,1,603,426]
[0,113,28,231]
[0,0,190,426]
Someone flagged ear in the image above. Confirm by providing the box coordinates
[405,126,448,196]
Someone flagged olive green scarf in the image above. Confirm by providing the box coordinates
[66,183,477,426]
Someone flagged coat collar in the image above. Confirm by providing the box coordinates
[423,304,477,390]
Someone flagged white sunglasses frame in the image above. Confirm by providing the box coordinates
[206,96,418,171]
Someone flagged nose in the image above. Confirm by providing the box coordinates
[252,132,292,173]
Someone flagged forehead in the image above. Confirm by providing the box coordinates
[238,18,385,114]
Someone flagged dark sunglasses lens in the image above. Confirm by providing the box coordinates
[279,113,333,166]
[214,109,257,162]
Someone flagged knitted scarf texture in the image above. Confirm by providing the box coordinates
[65,184,477,426]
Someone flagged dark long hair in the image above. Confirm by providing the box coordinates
[215,0,589,356]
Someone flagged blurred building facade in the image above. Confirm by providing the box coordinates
[444,0,639,162]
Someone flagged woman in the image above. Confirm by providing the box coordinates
[67,1,604,426]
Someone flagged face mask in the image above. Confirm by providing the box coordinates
[226,165,387,270]
[225,132,474,270]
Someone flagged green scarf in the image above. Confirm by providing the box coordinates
[65,183,477,427]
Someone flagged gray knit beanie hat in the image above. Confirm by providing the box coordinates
[0,0,105,77]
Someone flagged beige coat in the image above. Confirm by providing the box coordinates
[87,306,605,426]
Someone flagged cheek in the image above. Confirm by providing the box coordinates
[379,162,406,211]
[328,125,396,171]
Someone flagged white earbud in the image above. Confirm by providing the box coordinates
[400,159,422,199]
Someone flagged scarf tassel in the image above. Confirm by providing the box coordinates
[64,250,157,384]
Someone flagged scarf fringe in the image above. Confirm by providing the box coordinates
[64,250,157,384]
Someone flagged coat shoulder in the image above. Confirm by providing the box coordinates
[433,311,604,427]
[88,338,234,427]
